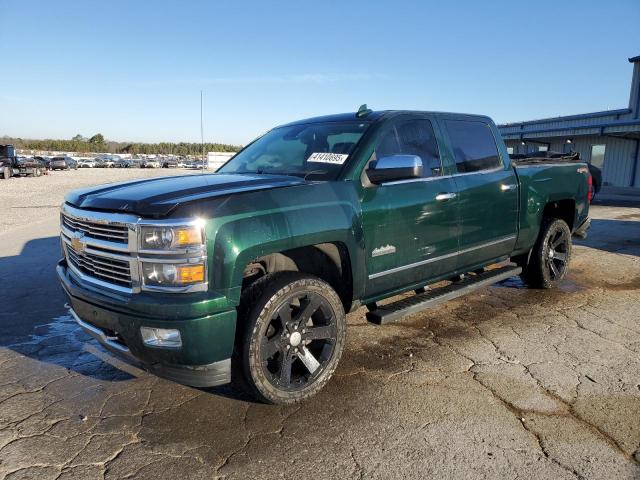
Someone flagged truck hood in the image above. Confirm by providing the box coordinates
[65,173,308,217]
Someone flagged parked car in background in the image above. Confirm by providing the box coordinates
[162,159,178,168]
[96,159,115,168]
[142,160,160,168]
[176,159,187,168]
[34,156,51,170]
[115,159,132,168]
[50,156,77,170]
[78,159,97,168]
[1,144,17,178]
[1,147,48,178]
[15,157,47,177]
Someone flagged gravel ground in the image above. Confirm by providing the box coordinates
[0,171,639,479]
[0,168,202,232]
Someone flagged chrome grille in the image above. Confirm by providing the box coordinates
[60,203,208,294]
[66,248,132,286]
[61,213,129,244]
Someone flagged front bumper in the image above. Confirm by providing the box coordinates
[58,260,236,387]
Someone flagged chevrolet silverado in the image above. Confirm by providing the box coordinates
[57,107,591,404]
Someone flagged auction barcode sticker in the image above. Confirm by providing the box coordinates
[307,152,349,164]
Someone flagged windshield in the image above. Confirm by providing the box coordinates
[219,121,370,180]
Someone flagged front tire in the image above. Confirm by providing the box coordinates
[236,272,346,404]
[520,218,572,288]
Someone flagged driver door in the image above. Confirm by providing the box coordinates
[361,116,459,298]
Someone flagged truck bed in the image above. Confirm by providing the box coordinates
[513,160,590,253]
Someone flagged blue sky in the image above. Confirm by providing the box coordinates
[1,0,639,145]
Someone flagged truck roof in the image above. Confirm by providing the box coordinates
[280,110,493,127]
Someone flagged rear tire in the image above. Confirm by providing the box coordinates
[235,272,346,404]
[520,218,572,289]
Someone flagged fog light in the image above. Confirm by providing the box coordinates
[140,327,182,348]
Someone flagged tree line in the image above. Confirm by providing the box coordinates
[1,133,241,156]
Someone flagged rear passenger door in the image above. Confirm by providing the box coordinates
[441,118,518,271]
[361,115,459,296]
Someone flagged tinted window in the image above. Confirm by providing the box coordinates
[375,119,442,177]
[444,120,501,173]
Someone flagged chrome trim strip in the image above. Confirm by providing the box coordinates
[137,255,207,264]
[379,166,506,187]
[61,223,132,252]
[62,203,140,225]
[70,308,136,359]
[368,235,517,280]
[512,162,586,168]
[61,235,133,261]
[66,258,135,294]
[451,166,504,177]
[382,175,454,186]
[140,282,209,294]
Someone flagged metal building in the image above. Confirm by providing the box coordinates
[499,55,640,188]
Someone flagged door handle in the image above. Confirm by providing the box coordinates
[500,184,517,191]
[435,192,457,201]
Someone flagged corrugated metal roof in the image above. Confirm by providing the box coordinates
[500,119,640,140]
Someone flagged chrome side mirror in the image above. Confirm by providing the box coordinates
[366,155,423,184]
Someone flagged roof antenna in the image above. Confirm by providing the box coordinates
[356,104,372,118]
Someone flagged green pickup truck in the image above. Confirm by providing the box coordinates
[57,108,592,404]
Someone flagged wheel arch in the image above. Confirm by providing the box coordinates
[541,198,576,230]
[239,242,354,312]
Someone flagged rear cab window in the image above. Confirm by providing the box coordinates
[374,118,442,177]
[443,119,502,173]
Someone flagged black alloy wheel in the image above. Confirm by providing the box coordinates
[545,226,570,281]
[520,217,572,289]
[261,291,337,390]
[238,272,346,404]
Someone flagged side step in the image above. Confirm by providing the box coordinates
[365,265,522,325]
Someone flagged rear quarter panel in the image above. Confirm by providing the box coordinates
[514,163,590,252]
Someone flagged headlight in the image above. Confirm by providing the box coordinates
[140,224,203,251]
[142,262,205,287]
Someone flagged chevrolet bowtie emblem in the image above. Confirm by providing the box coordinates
[70,232,86,253]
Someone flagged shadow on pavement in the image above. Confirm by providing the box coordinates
[575,218,640,257]
[1,235,135,381]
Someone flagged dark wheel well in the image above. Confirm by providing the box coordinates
[542,199,575,230]
[241,243,353,312]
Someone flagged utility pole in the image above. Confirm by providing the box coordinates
[200,90,205,172]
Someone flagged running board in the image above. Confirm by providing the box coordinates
[366,265,522,325]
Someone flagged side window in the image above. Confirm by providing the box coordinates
[374,119,442,177]
[444,120,502,173]
[375,128,401,159]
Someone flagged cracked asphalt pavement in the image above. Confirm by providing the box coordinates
[1,171,639,479]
